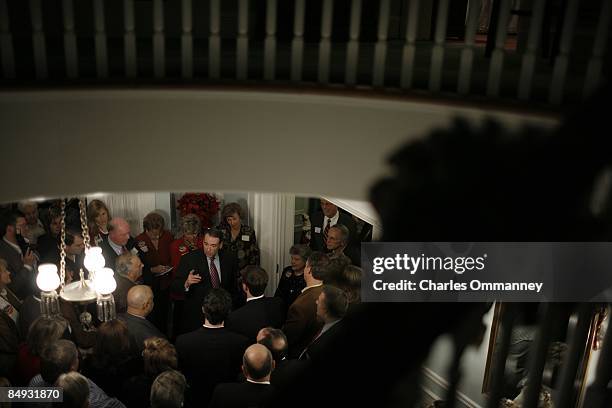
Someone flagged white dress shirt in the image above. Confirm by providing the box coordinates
[322,211,340,230]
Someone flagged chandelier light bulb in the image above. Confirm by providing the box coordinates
[36,263,60,292]
[84,247,105,271]
[94,267,116,295]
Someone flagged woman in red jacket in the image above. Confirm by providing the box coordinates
[168,214,202,339]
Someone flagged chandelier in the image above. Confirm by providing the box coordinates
[35,198,117,321]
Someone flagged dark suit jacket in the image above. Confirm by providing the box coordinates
[0,310,19,379]
[209,381,275,408]
[59,299,96,349]
[344,245,362,267]
[176,327,249,407]
[18,295,41,340]
[41,248,86,278]
[114,275,136,314]
[270,358,309,391]
[118,312,165,353]
[36,233,59,261]
[309,211,358,253]
[225,296,285,342]
[282,285,324,358]
[121,374,154,408]
[170,250,239,333]
[299,319,347,361]
[99,238,122,272]
[100,237,152,285]
[0,239,36,299]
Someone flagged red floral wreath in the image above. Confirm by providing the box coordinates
[176,193,220,229]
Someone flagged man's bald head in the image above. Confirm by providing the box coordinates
[242,344,273,381]
[256,327,271,343]
[257,327,288,364]
[109,217,131,246]
[127,285,154,317]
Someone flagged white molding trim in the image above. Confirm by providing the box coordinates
[324,196,383,240]
[421,367,484,408]
[323,197,380,228]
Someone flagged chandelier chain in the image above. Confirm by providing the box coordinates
[59,199,66,288]
[78,198,91,250]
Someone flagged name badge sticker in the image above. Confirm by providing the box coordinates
[314,227,321,233]
[241,235,250,242]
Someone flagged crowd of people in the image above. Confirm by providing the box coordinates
[0,197,363,407]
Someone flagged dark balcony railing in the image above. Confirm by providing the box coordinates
[0,0,610,110]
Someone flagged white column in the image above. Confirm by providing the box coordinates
[124,0,137,78]
[93,0,108,78]
[549,0,579,105]
[486,0,511,97]
[153,0,165,78]
[291,0,305,81]
[517,0,546,100]
[318,0,333,84]
[181,0,193,78]
[428,0,448,92]
[457,0,481,94]
[30,0,47,79]
[372,0,390,87]
[237,0,249,80]
[401,0,420,89]
[0,0,15,79]
[62,0,78,79]
[345,0,361,86]
[249,193,295,297]
[209,0,221,79]
[264,0,277,80]
[583,0,612,98]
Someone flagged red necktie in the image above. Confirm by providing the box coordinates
[209,257,220,288]
[323,219,331,243]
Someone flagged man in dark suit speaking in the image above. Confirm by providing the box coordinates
[171,228,239,334]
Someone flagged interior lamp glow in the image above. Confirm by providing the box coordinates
[36,263,61,317]
[94,267,117,322]
[36,263,60,292]
[84,247,105,272]
[94,267,117,295]
[51,197,119,321]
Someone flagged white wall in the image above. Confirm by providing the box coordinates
[154,192,172,232]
